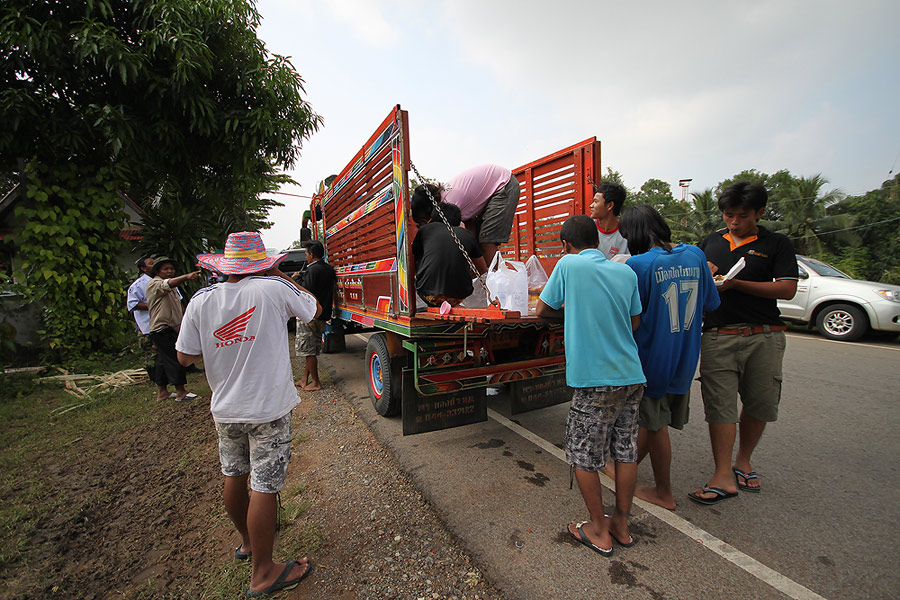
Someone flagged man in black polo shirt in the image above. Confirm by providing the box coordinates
[688,182,798,505]
[294,241,335,391]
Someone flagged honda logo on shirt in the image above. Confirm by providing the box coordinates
[214,307,256,348]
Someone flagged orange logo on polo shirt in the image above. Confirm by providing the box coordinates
[747,250,769,258]
[214,307,256,348]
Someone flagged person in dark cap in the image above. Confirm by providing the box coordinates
[146,256,201,401]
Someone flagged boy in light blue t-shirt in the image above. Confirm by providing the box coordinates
[537,215,646,558]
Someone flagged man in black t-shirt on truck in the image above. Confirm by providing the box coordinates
[411,202,487,307]
[294,241,335,391]
[689,182,799,506]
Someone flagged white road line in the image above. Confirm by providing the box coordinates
[786,332,900,352]
[487,408,828,600]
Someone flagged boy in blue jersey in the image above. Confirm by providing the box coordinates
[618,206,720,509]
[537,215,646,557]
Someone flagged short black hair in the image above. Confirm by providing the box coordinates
[411,184,442,225]
[432,202,461,227]
[618,204,672,255]
[135,256,152,271]
[718,181,768,212]
[595,182,626,216]
[305,240,325,259]
[560,215,599,251]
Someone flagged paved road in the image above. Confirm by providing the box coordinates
[320,329,900,600]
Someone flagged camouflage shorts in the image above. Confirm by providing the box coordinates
[214,413,293,494]
[565,384,644,471]
[295,319,326,357]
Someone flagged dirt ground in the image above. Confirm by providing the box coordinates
[0,357,503,600]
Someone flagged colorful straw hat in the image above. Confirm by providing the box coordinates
[196,232,286,275]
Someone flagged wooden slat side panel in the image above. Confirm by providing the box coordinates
[499,139,600,272]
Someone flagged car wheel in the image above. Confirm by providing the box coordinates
[815,303,867,342]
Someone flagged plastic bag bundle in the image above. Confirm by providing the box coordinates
[524,255,549,315]
[460,275,489,308]
[485,253,528,315]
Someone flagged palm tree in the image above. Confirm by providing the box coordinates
[766,174,859,255]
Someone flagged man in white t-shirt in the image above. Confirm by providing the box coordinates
[591,182,630,259]
[176,231,320,598]
[126,256,155,335]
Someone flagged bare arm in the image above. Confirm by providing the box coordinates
[472,256,487,276]
[718,278,797,299]
[167,271,201,288]
[177,351,199,367]
[536,298,563,320]
[631,314,641,331]
[133,301,148,311]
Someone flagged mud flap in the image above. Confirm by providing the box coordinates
[509,373,571,415]
[401,368,487,435]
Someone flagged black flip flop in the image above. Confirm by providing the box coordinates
[688,485,738,505]
[733,468,761,493]
[246,559,313,597]
[612,533,635,548]
[568,522,613,557]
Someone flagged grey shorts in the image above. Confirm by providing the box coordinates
[700,329,786,424]
[640,391,690,432]
[566,383,644,471]
[295,319,326,357]
[477,176,521,245]
[214,413,293,494]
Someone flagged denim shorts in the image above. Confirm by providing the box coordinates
[565,383,644,471]
[214,413,293,494]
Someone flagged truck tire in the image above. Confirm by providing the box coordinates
[366,333,402,416]
[816,303,867,342]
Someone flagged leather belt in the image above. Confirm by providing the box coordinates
[703,325,787,335]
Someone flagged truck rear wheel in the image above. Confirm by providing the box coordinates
[366,333,402,416]
[816,303,867,342]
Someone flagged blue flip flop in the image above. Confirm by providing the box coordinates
[234,545,251,561]
[688,484,738,505]
[733,467,761,493]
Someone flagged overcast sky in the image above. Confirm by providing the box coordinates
[255,0,900,251]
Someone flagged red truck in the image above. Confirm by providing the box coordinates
[310,105,600,434]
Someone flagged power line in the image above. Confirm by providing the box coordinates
[783,214,900,240]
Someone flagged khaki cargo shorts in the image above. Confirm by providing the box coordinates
[699,328,786,424]
[639,391,690,432]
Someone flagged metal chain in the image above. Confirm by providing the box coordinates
[409,160,498,306]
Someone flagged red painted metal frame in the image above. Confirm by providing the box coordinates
[500,137,601,275]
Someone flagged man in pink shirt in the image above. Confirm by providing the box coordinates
[411,164,520,266]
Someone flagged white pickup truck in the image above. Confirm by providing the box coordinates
[777,255,900,341]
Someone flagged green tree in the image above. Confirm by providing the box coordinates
[830,174,900,283]
[766,174,858,255]
[0,0,320,355]
[679,188,721,244]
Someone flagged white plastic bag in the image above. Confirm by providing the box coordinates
[524,256,549,315]
[460,275,489,308]
[485,252,528,315]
